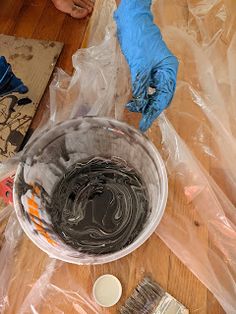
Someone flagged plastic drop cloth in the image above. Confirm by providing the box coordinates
[0,0,236,313]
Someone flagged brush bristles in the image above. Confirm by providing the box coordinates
[120,277,165,314]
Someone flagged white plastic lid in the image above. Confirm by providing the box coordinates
[93,274,122,307]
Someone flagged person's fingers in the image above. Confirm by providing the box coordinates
[126,101,142,113]
[74,0,94,12]
[139,63,177,132]
[139,106,161,132]
[52,0,90,18]
[132,70,150,99]
[83,0,95,8]
[139,90,173,132]
[139,83,171,132]
[71,5,88,18]
[126,70,150,113]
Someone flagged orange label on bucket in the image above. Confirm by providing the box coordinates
[27,189,56,246]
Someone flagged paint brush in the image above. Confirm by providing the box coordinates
[120,277,189,314]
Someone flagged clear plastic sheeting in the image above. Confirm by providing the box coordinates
[0,0,236,313]
[150,1,236,312]
[49,3,130,126]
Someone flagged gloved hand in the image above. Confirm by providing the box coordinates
[0,56,28,97]
[114,0,178,132]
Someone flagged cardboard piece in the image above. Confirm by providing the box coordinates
[0,34,63,162]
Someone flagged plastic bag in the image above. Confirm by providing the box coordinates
[49,8,130,125]
[0,0,236,313]
[149,1,236,312]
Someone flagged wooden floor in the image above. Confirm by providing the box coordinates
[0,1,226,313]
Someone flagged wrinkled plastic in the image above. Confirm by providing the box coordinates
[0,0,236,313]
[49,8,130,125]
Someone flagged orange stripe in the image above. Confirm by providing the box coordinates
[34,186,40,196]
[28,198,38,209]
[29,208,38,217]
[27,192,55,246]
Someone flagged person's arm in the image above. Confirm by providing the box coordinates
[114,0,178,132]
[0,56,28,97]
[115,0,121,6]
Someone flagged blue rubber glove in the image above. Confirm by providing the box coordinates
[0,56,28,97]
[114,0,178,132]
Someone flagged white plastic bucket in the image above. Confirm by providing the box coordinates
[13,117,168,265]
